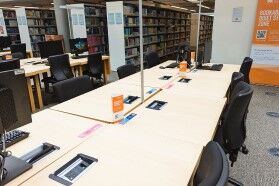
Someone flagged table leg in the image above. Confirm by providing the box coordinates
[34,75,44,109]
[78,65,84,76]
[26,77,35,113]
[103,59,110,84]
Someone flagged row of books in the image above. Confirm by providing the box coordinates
[87,27,107,35]
[5,20,17,27]
[142,8,156,16]
[6,28,19,34]
[3,10,16,19]
[30,35,44,44]
[26,10,55,18]
[86,18,105,26]
[126,48,138,57]
[125,17,138,26]
[124,5,138,15]
[29,27,57,35]
[87,35,105,46]
[85,6,106,17]
[124,27,139,37]
[125,37,140,47]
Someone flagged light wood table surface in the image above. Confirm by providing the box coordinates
[116,69,179,89]
[6,109,108,186]
[20,55,110,113]
[22,127,203,186]
[0,50,33,58]
[122,91,227,146]
[50,83,160,123]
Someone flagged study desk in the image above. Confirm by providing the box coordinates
[50,83,160,123]
[22,127,203,186]
[117,69,179,89]
[122,91,227,146]
[6,109,108,186]
[20,55,110,113]
[0,50,33,59]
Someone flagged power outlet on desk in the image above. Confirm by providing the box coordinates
[159,76,172,80]
[146,100,167,110]
[20,143,60,165]
[49,153,98,186]
[178,78,191,83]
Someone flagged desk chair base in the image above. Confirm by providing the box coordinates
[228,177,244,186]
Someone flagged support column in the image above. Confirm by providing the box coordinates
[53,0,70,52]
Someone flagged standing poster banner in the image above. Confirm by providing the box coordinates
[0,9,7,36]
[250,0,279,85]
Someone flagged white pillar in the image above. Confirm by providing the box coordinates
[53,0,70,52]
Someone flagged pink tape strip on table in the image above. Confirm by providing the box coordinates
[78,124,103,138]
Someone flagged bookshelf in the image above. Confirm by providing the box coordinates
[26,9,57,57]
[122,4,191,66]
[2,9,21,44]
[190,14,213,47]
[16,8,58,57]
[84,4,108,54]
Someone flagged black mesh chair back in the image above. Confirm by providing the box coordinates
[227,72,244,100]
[48,54,74,81]
[146,51,160,68]
[117,64,137,79]
[223,81,253,158]
[10,43,27,59]
[193,141,229,186]
[240,57,253,84]
[0,58,20,72]
[53,75,93,103]
[87,52,103,79]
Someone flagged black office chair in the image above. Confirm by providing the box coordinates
[146,51,160,68]
[41,54,74,93]
[193,141,229,186]
[53,75,93,103]
[117,64,137,79]
[239,57,253,84]
[10,43,27,59]
[227,72,244,100]
[215,81,253,167]
[84,52,104,85]
[0,58,20,72]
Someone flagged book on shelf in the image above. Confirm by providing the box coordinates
[26,10,41,18]
[125,17,138,26]
[124,5,138,15]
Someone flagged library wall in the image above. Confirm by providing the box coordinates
[211,0,257,65]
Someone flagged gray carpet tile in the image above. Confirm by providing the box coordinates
[229,85,279,185]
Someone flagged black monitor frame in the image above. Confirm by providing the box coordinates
[38,40,64,59]
[0,69,32,184]
[69,38,88,57]
[0,36,12,51]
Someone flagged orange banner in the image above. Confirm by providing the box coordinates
[252,0,279,45]
[250,0,279,86]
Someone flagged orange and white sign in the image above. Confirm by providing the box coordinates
[250,0,279,65]
[250,0,279,86]
[179,61,187,77]
[112,94,124,122]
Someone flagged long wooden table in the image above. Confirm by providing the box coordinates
[20,55,110,112]
[7,109,108,186]
[50,82,160,123]
[21,127,203,186]
[8,60,240,185]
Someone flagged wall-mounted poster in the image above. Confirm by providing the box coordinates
[250,0,279,86]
